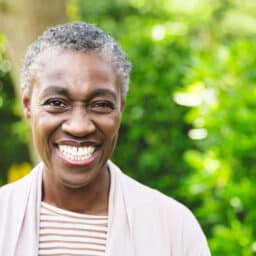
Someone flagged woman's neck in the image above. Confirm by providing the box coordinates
[41,167,110,215]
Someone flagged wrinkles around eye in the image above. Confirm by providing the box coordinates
[40,98,70,113]
[88,100,115,113]
[40,97,116,114]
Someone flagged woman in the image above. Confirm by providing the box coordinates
[0,22,211,256]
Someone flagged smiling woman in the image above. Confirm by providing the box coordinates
[23,49,122,191]
[0,22,211,256]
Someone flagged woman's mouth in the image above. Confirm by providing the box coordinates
[58,145,95,162]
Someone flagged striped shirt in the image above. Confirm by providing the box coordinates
[39,202,108,256]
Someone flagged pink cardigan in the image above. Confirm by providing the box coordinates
[0,161,211,256]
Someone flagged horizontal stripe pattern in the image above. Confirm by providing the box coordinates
[39,202,108,256]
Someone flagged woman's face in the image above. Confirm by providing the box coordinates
[22,49,123,189]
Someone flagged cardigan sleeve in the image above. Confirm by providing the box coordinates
[181,207,211,256]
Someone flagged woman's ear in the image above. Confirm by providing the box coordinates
[22,88,32,120]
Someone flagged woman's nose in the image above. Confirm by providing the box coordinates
[62,107,96,137]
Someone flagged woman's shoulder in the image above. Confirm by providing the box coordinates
[111,161,196,218]
[0,163,42,202]
[114,164,210,255]
[0,172,31,205]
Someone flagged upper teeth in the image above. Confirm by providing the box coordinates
[59,145,95,161]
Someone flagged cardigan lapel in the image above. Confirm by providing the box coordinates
[14,163,43,256]
[0,175,30,256]
[105,161,135,256]
[108,161,169,256]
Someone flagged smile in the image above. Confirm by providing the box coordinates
[58,145,95,161]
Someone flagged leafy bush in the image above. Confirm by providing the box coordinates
[0,35,30,185]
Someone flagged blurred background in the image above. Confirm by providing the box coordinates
[1,0,256,254]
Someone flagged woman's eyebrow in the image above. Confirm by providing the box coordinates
[90,88,117,100]
[41,86,69,97]
[40,86,117,100]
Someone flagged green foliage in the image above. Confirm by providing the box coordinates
[181,38,256,254]
[0,35,30,185]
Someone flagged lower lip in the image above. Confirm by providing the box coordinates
[56,148,98,168]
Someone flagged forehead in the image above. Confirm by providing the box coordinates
[30,48,119,95]
[35,48,114,78]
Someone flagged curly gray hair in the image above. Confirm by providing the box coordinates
[21,22,132,99]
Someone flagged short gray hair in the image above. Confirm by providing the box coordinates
[21,22,132,98]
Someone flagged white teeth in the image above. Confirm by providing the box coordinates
[58,145,95,161]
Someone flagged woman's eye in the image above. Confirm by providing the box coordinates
[89,101,115,113]
[43,99,68,112]
[46,99,65,107]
